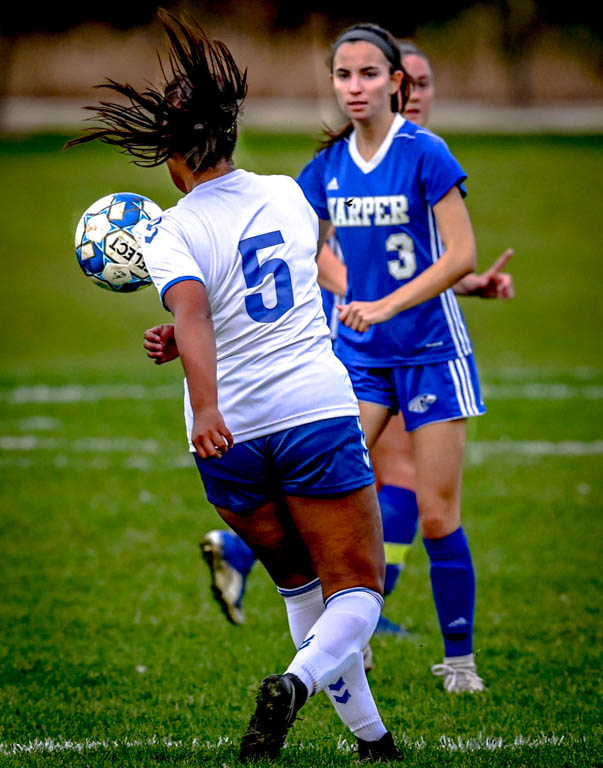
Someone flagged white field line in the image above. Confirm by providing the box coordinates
[1,381,603,403]
[0,438,602,473]
[0,731,573,756]
[468,440,603,459]
[0,436,165,453]
[0,435,603,456]
[2,384,181,404]
[485,383,603,400]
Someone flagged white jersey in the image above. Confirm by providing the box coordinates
[142,169,359,447]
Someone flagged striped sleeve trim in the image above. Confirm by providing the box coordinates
[160,276,205,310]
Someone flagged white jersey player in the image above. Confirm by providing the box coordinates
[66,12,403,764]
[141,169,359,446]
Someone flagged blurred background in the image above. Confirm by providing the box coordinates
[1,0,602,133]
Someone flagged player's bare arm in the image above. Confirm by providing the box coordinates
[317,233,347,296]
[164,280,233,459]
[338,186,476,332]
[317,218,333,254]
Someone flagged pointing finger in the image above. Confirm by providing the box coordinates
[484,248,514,278]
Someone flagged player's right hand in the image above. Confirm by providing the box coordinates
[143,323,180,364]
[191,408,234,459]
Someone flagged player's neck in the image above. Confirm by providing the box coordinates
[168,155,235,193]
[188,158,235,192]
[352,113,397,162]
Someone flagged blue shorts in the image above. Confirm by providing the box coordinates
[344,354,486,432]
[194,416,374,514]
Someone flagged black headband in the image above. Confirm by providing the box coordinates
[332,29,399,67]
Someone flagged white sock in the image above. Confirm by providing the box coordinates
[286,588,383,695]
[324,653,387,741]
[280,583,387,742]
[278,578,324,648]
[445,652,475,667]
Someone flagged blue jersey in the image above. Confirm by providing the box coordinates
[297,114,473,366]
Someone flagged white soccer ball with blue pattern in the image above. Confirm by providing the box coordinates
[74,192,162,292]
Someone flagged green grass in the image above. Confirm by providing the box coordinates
[0,130,602,766]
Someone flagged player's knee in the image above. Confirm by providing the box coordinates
[323,557,384,597]
[418,481,457,511]
[418,495,460,539]
[254,531,316,586]
[420,516,454,539]
[357,549,386,593]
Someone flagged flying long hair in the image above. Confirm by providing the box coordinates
[65,10,247,172]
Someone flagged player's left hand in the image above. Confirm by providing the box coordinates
[461,248,515,299]
[143,323,180,364]
[337,298,393,332]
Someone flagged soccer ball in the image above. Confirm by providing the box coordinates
[74,192,162,292]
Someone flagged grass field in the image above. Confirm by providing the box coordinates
[0,130,601,767]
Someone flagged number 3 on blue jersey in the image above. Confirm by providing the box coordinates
[386,232,417,281]
[239,231,294,323]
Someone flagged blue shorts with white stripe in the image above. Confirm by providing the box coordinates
[344,354,486,432]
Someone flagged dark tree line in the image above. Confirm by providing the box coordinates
[0,0,600,112]
[0,0,600,39]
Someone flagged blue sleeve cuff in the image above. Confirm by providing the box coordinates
[430,174,468,206]
[160,276,205,311]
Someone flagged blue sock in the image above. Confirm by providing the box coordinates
[221,531,257,575]
[423,527,475,657]
[379,485,419,596]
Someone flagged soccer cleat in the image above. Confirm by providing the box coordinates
[357,731,404,763]
[374,614,409,636]
[362,643,374,673]
[239,673,306,761]
[431,654,486,693]
[200,530,246,625]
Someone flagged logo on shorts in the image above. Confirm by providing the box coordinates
[357,418,372,468]
[408,393,437,413]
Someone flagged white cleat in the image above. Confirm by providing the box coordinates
[431,654,486,693]
[201,530,246,625]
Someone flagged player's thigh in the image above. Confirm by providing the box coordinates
[271,416,383,597]
[342,363,397,448]
[285,484,385,600]
[409,419,467,537]
[370,412,416,490]
[358,400,391,448]
[214,501,316,589]
[194,438,316,587]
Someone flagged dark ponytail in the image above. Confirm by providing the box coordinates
[65,11,247,172]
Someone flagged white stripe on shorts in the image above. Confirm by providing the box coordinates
[456,356,480,415]
[448,359,469,416]
[448,358,480,416]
